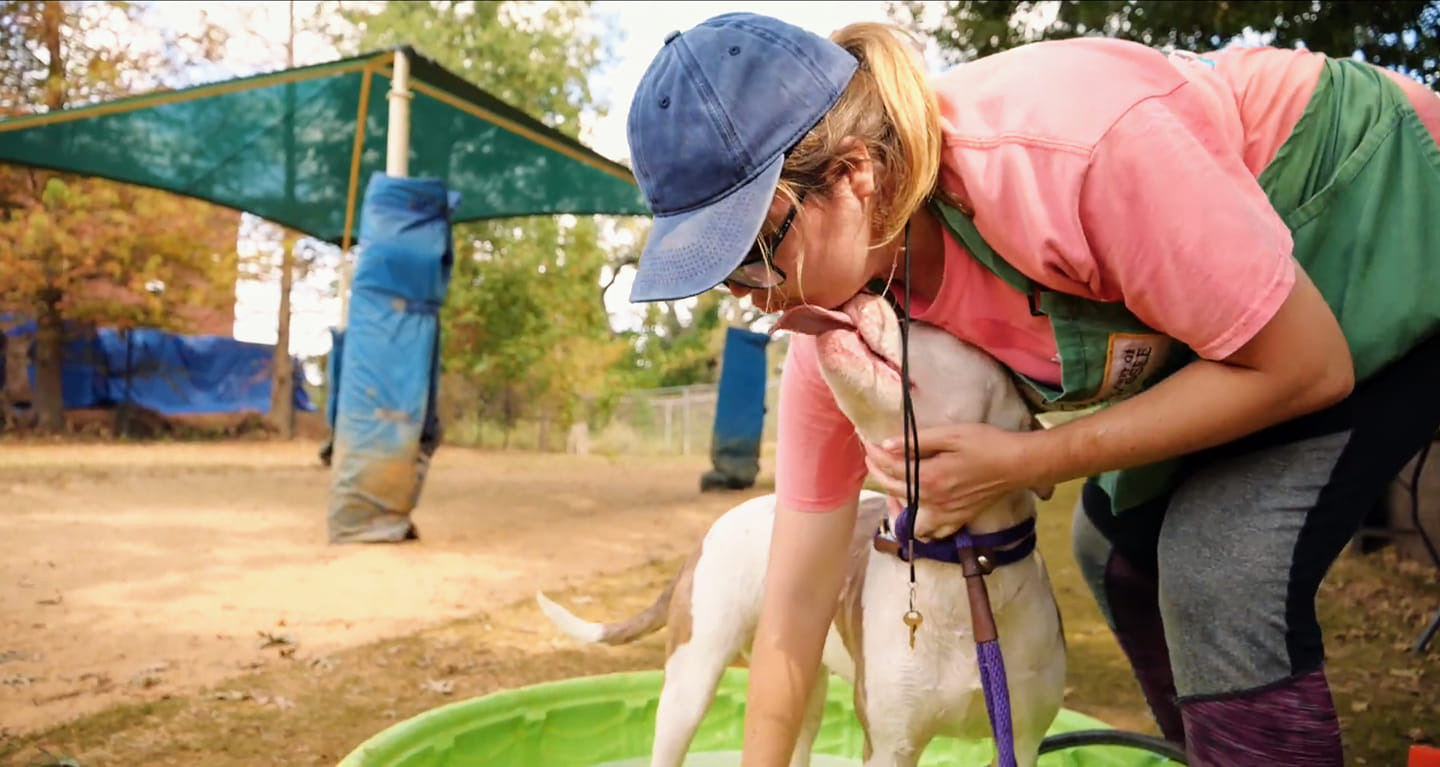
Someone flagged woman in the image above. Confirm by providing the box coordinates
[623,11,1440,767]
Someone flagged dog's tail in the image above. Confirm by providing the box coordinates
[535,566,683,646]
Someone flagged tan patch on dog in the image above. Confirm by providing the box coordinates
[835,496,889,759]
[664,545,704,657]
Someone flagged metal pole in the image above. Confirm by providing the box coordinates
[386,49,412,178]
[337,69,374,330]
[1414,608,1440,655]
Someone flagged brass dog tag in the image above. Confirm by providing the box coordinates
[903,609,923,648]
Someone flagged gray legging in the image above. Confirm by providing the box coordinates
[1069,329,1440,767]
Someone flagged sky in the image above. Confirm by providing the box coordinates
[141,1,923,362]
[583,2,906,160]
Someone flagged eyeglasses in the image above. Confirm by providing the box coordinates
[724,203,797,290]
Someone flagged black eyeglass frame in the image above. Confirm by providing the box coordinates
[723,198,802,290]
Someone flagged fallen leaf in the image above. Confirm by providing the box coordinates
[1350,701,1370,713]
[422,679,455,696]
[28,747,81,767]
[256,630,297,649]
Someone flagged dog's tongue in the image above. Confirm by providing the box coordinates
[773,305,856,337]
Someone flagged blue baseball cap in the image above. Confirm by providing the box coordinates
[625,13,859,303]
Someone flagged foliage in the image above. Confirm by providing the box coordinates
[317,0,740,439]
[0,1,241,431]
[0,0,229,118]
[892,0,1440,88]
[613,292,728,391]
[0,171,239,329]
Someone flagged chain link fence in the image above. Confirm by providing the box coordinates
[583,379,782,457]
[437,376,782,457]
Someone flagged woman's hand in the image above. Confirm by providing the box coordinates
[862,423,1037,538]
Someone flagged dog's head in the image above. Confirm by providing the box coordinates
[776,293,1047,534]
[776,292,1034,442]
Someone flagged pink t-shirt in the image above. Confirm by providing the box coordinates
[774,39,1440,513]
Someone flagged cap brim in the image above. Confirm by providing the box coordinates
[627,154,783,303]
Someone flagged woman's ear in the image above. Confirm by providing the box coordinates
[833,136,876,203]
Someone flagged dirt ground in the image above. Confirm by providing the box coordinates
[0,442,739,736]
[1,439,1437,767]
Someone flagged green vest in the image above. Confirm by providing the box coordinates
[930,56,1440,513]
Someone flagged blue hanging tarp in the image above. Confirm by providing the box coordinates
[702,326,770,491]
[327,172,457,544]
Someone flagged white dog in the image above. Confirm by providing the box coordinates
[537,293,1066,767]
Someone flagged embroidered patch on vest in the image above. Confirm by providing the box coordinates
[1100,333,1175,401]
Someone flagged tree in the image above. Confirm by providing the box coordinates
[269,0,301,439]
[315,1,644,443]
[0,1,238,432]
[610,292,729,391]
[893,1,1440,88]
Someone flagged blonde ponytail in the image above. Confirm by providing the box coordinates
[776,22,943,248]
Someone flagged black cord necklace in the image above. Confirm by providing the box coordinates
[897,221,925,647]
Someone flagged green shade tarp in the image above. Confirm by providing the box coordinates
[0,46,650,244]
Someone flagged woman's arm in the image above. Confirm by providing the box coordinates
[866,84,1358,526]
[864,264,1353,534]
[744,335,869,764]
[1029,262,1353,486]
[742,496,859,767]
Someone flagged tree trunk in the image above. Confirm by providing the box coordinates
[42,1,65,111]
[31,2,67,433]
[268,241,295,438]
[32,288,66,433]
[268,2,297,439]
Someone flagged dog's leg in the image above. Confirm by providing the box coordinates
[648,639,736,767]
[787,671,830,767]
[648,543,759,767]
[860,728,923,767]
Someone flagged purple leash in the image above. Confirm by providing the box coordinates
[955,526,1019,767]
[893,220,1018,767]
[894,508,1020,767]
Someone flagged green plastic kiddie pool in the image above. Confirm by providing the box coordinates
[336,669,1186,766]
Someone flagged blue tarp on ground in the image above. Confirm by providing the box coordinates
[0,319,312,415]
[327,172,457,544]
[702,326,770,491]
